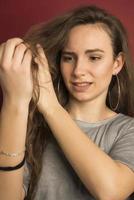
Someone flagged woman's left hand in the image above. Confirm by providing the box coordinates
[34,44,59,115]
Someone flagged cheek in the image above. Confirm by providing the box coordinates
[93,64,113,90]
[94,62,113,79]
[60,65,72,80]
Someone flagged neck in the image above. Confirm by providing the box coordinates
[66,97,116,123]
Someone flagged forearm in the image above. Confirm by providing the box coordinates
[43,105,125,199]
[0,100,29,200]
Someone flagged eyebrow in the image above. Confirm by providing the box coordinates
[85,49,105,53]
[61,49,105,56]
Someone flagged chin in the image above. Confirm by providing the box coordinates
[70,93,95,103]
[70,89,107,103]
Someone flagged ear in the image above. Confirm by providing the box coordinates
[112,52,125,75]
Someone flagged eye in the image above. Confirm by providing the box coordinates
[61,55,74,63]
[89,56,102,62]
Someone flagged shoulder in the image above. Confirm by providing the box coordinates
[101,113,134,151]
[110,113,134,144]
[110,113,134,131]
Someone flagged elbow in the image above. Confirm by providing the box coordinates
[98,194,122,200]
[87,184,124,200]
[95,188,125,200]
[85,174,130,200]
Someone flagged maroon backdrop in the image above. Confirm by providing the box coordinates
[0,0,134,55]
[0,0,134,105]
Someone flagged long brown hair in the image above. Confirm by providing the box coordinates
[23,5,134,199]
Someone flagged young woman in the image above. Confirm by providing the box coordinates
[0,5,134,200]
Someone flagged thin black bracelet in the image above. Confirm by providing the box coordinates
[0,155,25,171]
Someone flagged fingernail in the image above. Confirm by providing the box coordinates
[34,57,38,62]
[36,43,41,48]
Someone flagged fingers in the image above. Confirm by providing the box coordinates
[2,38,24,66]
[36,44,46,59]
[13,43,28,66]
[36,44,47,63]
[22,49,32,72]
[0,42,6,64]
[0,38,33,72]
[34,44,52,85]
[36,44,49,69]
[0,39,48,76]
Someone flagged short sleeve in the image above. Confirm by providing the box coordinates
[109,119,134,172]
[23,161,30,197]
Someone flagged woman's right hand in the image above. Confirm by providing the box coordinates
[0,38,33,105]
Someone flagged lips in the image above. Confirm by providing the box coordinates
[71,81,93,92]
[72,82,92,86]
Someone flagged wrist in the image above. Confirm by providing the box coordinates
[2,99,29,113]
[41,102,62,119]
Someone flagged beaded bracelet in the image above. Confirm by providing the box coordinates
[0,155,25,171]
[0,148,25,157]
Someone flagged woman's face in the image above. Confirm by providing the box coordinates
[60,24,122,103]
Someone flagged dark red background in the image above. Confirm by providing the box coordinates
[0,0,134,105]
[0,0,134,56]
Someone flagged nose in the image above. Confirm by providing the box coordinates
[72,58,87,77]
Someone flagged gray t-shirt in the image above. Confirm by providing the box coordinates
[23,113,134,199]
